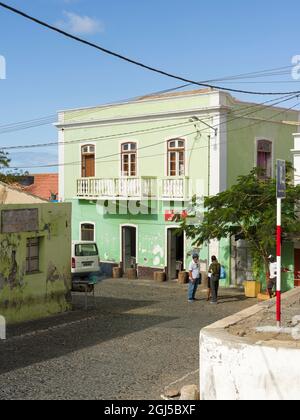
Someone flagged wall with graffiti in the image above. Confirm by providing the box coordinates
[0,203,72,324]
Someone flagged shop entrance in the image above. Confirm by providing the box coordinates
[122,226,137,272]
[167,228,184,281]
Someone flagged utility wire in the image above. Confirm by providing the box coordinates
[0,68,297,134]
[1,93,297,151]
[1,1,300,97]
[9,95,299,170]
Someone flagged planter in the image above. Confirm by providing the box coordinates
[154,272,166,282]
[244,280,261,298]
[113,267,123,279]
[178,271,189,284]
[126,268,137,279]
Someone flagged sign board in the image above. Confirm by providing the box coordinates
[277,160,286,199]
[165,210,188,222]
[1,209,39,233]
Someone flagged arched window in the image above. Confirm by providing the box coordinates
[168,139,185,177]
[81,223,95,242]
[81,145,95,178]
[121,142,137,176]
[257,140,272,178]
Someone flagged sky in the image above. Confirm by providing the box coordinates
[0,0,300,172]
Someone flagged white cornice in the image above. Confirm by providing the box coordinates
[55,105,231,130]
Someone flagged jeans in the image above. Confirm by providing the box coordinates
[188,278,200,301]
[211,275,220,303]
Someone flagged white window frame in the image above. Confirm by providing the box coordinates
[80,142,96,178]
[165,137,187,177]
[80,221,96,242]
[254,137,274,178]
[120,141,138,177]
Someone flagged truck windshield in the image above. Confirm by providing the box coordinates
[75,244,98,257]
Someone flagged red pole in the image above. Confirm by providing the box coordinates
[276,199,282,328]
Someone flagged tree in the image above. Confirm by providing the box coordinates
[0,150,26,184]
[180,165,300,281]
[0,149,11,183]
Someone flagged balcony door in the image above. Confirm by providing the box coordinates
[81,145,95,178]
[121,142,137,177]
[168,139,185,177]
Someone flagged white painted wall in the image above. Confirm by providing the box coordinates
[200,329,300,400]
[200,291,300,400]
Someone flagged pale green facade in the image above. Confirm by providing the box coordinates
[58,90,299,289]
[0,203,72,324]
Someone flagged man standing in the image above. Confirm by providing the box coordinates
[188,253,201,303]
[268,255,277,299]
[208,256,221,304]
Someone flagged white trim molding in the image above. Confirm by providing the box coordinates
[80,221,96,242]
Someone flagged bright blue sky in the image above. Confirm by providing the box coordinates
[0,0,300,172]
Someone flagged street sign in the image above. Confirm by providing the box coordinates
[277,160,286,199]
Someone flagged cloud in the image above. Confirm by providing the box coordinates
[55,11,104,35]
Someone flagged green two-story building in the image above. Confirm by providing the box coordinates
[57,89,299,289]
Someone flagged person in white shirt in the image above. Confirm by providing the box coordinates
[188,253,202,303]
[268,255,277,299]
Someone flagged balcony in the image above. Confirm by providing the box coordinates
[76,177,190,200]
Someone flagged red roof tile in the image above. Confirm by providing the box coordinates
[24,174,58,201]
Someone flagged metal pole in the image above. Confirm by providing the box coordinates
[276,198,282,328]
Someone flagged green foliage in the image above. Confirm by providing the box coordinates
[181,164,300,280]
[0,149,27,184]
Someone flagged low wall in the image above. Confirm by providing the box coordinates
[200,288,300,400]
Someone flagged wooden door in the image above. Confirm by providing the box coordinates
[83,155,95,178]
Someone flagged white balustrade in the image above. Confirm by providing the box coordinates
[77,177,187,199]
[161,177,187,199]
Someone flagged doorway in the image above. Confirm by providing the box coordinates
[167,228,184,281]
[122,226,137,272]
[231,237,253,286]
[81,145,95,178]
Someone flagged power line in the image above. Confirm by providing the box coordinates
[0,120,194,150]
[9,95,299,170]
[1,93,297,151]
[1,2,300,97]
[0,68,298,135]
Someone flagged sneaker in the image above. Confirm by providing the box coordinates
[210,301,218,305]
[188,300,194,303]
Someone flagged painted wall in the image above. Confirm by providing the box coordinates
[200,289,300,400]
[70,199,209,274]
[0,203,72,324]
[59,90,299,286]
[227,98,298,186]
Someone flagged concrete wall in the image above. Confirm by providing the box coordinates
[0,203,72,324]
[200,289,300,400]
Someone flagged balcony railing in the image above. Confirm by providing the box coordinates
[161,177,189,200]
[77,176,190,200]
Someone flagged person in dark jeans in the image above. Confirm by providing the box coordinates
[208,256,221,304]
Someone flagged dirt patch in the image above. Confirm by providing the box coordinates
[227,291,300,346]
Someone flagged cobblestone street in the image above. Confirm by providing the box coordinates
[0,278,254,400]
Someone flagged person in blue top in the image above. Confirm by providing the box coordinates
[188,253,202,303]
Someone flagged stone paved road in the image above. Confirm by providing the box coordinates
[0,278,254,400]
